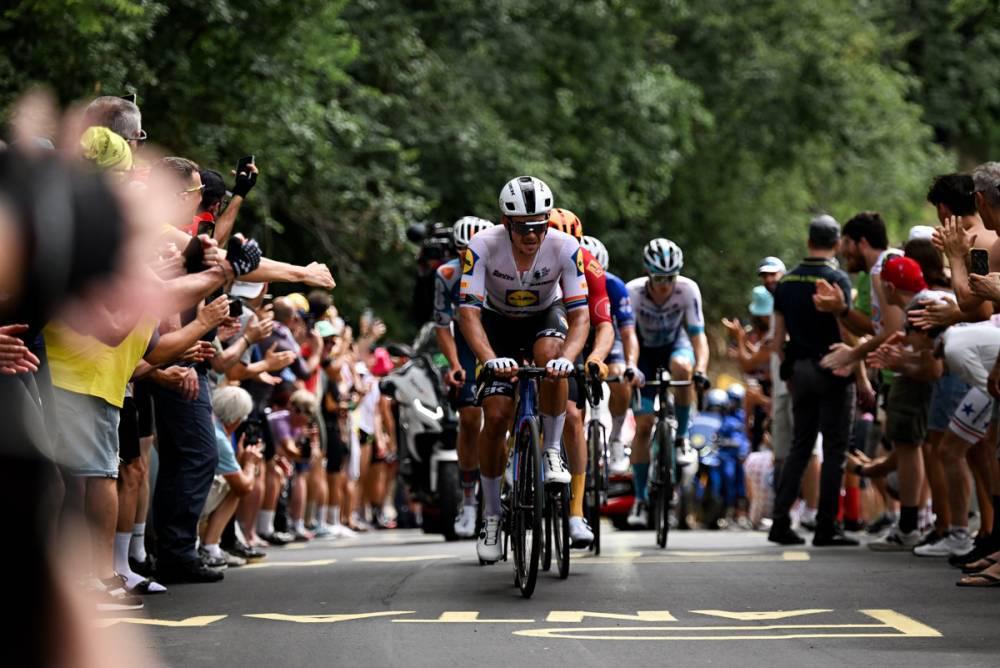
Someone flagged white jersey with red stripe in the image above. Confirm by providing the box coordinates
[459,225,589,318]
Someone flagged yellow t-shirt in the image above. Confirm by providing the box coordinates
[44,318,157,408]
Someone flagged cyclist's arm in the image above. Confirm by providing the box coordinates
[589,321,615,362]
[685,280,708,375]
[457,307,496,363]
[561,307,591,362]
[435,326,461,371]
[432,267,461,370]
[691,331,709,375]
[620,324,639,367]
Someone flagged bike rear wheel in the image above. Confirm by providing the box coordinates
[511,417,543,598]
[551,485,570,579]
[541,499,553,572]
[586,421,605,555]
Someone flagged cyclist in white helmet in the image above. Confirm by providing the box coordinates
[580,235,642,473]
[433,216,494,538]
[625,238,710,527]
[458,176,591,563]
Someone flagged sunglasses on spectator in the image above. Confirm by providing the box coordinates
[128,129,148,144]
[511,221,549,236]
[178,183,206,197]
[649,273,677,285]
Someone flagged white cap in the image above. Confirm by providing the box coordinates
[757,256,786,274]
[908,225,935,242]
[229,281,265,300]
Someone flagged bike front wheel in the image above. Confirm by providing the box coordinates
[511,417,544,598]
[586,421,605,555]
[653,430,674,548]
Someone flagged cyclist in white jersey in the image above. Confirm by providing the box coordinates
[625,238,710,527]
[458,176,590,563]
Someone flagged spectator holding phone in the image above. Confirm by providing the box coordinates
[264,390,320,541]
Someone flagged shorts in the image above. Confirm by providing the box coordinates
[948,387,994,445]
[118,396,141,463]
[452,327,479,409]
[478,302,569,399]
[884,375,932,445]
[53,387,121,478]
[635,343,696,415]
[325,420,348,473]
[200,475,231,519]
[133,380,155,438]
[928,373,970,433]
[606,329,625,365]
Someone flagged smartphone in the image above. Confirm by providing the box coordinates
[183,236,205,274]
[971,248,990,276]
[242,418,262,446]
[196,220,215,238]
[236,155,255,176]
[229,299,244,318]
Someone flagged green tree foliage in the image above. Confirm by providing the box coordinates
[0,0,981,335]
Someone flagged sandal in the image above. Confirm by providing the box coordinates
[962,555,1000,574]
[956,572,1000,587]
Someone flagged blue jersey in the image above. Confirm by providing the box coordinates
[606,272,635,329]
[433,258,463,328]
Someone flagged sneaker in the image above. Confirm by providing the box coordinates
[313,524,335,539]
[914,530,945,549]
[813,527,859,547]
[198,548,229,570]
[868,527,921,552]
[261,532,291,546]
[228,541,266,562]
[569,516,594,548]
[454,505,477,539]
[866,513,895,535]
[293,527,315,542]
[627,499,649,528]
[768,523,805,546]
[914,531,973,557]
[799,509,818,532]
[949,534,996,567]
[542,449,571,485]
[609,439,630,474]
[332,524,358,538]
[843,519,866,533]
[477,515,503,563]
[93,576,143,611]
[129,556,155,578]
[222,552,247,568]
[156,560,225,584]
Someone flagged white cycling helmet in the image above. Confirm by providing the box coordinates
[452,216,494,249]
[580,235,609,271]
[643,238,683,275]
[498,176,554,217]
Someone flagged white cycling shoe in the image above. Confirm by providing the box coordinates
[569,516,594,548]
[627,499,649,528]
[454,505,477,539]
[477,515,503,563]
[543,449,571,485]
[609,439,630,474]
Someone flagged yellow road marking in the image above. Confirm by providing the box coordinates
[782,551,810,561]
[692,609,832,621]
[396,611,534,623]
[242,559,336,569]
[284,543,307,550]
[246,611,413,624]
[354,554,455,563]
[547,611,676,623]
[95,615,226,628]
[860,609,942,637]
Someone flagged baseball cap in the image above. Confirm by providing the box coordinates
[748,285,774,316]
[230,281,265,300]
[315,319,338,339]
[907,225,935,242]
[199,169,229,206]
[808,214,840,247]
[881,256,927,293]
[757,256,786,274]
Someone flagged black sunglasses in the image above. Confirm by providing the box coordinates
[511,221,549,236]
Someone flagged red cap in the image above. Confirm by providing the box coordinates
[882,256,927,293]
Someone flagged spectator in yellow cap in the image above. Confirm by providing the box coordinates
[79,126,133,172]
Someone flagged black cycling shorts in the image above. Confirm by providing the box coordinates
[478,302,569,400]
[118,396,141,463]
[133,380,155,438]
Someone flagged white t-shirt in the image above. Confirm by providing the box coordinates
[626,276,706,348]
[942,322,1000,392]
[459,225,588,317]
[870,248,903,336]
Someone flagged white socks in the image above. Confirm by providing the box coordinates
[610,414,626,443]
[319,505,332,527]
[129,523,147,562]
[329,505,341,526]
[115,531,165,592]
[257,510,276,536]
[204,543,224,559]
[293,519,306,533]
[541,412,566,453]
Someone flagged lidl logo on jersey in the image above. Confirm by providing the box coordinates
[506,290,540,307]
[463,249,478,275]
[575,249,585,276]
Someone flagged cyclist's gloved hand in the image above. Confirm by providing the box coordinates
[625,366,645,387]
[546,356,574,378]
[585,356,608,381]
[693,371,711,390]
[485,357,518,378]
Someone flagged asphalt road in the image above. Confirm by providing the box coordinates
[103,525,1000,667]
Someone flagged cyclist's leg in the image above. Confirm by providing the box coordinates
[480,394,514,517]
[564,362,586,516]
[630,345,663,508]
[606,334,630,469]
[455,330,482,510]
[669,341,695,440]
[532,305,571,482]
